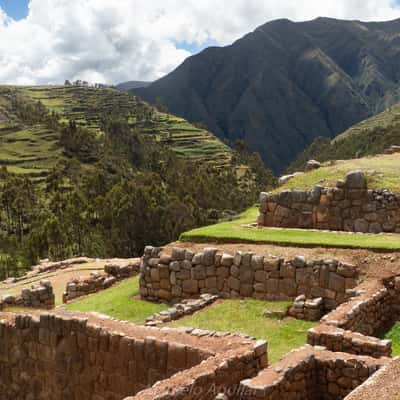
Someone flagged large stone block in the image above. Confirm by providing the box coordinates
[328,273,346,293]
[239,265,254,284]
[228,277,240,292]
[345,170,366,190]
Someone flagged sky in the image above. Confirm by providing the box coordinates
[0,0,400,85]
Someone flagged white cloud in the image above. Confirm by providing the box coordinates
[0,0,399,85]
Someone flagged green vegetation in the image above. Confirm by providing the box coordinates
[168,299,315,363]
[282,154,400,193]
[65,276,167,323]
[0,85,274,270]
[181,207,400,250]
[384,323,400,357]
[290,103,400,171]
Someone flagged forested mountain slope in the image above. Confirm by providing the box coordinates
[0,85,274,273]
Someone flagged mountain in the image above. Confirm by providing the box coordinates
[116,81,151,90]
[134,17,400,173]
[289,101,400,171]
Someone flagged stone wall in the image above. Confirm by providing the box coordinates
[0,311,266,400]
[306,277,400,358]
[344,357,400,400]
[140,247,358,310]
[320,286,398,337]
[258,171,400,233]
[63,259,140,303]
[0,280,55,310]
[239,346,389,400]
[308,324,391,358]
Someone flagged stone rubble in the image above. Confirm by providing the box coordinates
[0,279,54,310]
[145,293,218,326]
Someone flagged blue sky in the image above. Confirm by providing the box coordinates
[0,0,28,20]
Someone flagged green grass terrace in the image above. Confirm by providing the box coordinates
[64,276,314,363]
[180,207,400,251]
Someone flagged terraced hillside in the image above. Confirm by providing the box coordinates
[0,85,233,175]
[0,89,61,179]
[290,102,400,170]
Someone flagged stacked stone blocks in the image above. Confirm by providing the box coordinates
[0,312,267,400]
[258,171,400,233]
[63,259,140,303]
[0,279,54,310]
[140,247,358,311]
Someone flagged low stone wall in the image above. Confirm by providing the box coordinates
[321,287,397,337]
[63,272,117,302]
[344,357,400,400]
[288,295,324,321]
[308,324,391,358]
[140,247,358,310]
[145,294,218,326]
[63,259,140,303]
[0,280,55,310]
[239,346,389,400]
[258,170,400,233]
[306,276,400,358]
[0,311,266,400]
[104,259,141,279]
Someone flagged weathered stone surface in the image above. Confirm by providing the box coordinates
[345,171,367,190]
[258,171,400,234]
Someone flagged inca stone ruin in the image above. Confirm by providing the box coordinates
[258,171,400,233]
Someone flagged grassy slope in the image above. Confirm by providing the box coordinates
[0,85,233,174]
[65,276,167,323]
[181,207,400,250]
[168,299,315,363]
[281,153,400,193]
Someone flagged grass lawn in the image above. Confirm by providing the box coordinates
[65,276,168,324]
[384,323,400,356]
[168,299,315,363]
[181,207,400,250]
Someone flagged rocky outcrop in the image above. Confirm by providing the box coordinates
[258,171,400,233]
[305,159,321,171]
